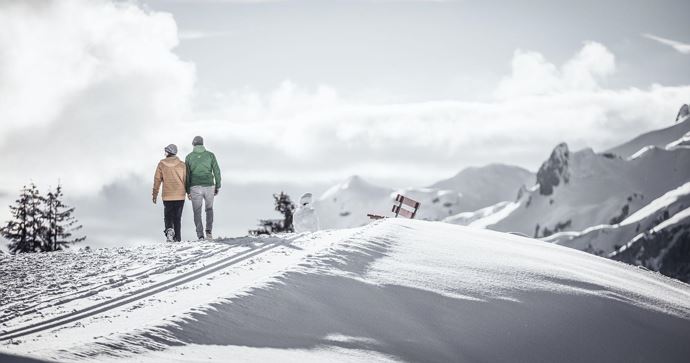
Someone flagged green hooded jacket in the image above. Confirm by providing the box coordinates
[185,145,221,193]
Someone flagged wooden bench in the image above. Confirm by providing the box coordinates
[367,194,421,220]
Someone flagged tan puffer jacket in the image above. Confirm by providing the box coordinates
[152,156,187,201]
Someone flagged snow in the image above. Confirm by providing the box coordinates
[461,118,690,253]
[96,344,399,363]
[444,201,520,229]
[614,207,690,257]
[429,163,534,212]
[628,145,656,159]
[542,181,690,255]
[315,175,394,229]
[644,206,690,233]
[605,116,690,158]
[2,219,690,362]
[476,145,690,237]
[622,182,690,226]
[666,131,690,149]
[443,201,510,225]
[314,164,534,230]
[0,229,360,361]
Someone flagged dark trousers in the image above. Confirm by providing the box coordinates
[163,200,185,241]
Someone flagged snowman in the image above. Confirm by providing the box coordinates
[293,193,319,233]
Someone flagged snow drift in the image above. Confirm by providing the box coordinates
[2,219,690,362]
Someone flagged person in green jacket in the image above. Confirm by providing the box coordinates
[185,136,221,240]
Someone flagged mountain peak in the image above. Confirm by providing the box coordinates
[536,142,570,196]
[345,174,365,187]
[319,174,392,202]
[341,175,384,192]
[676,103,689,122]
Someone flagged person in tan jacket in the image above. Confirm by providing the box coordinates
[152,144,186,242]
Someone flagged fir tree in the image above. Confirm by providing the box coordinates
[27,183,44,248]
[273,192,295,233]
[0,183,43,253]
[41,184,85,251]
[248,192,296,235]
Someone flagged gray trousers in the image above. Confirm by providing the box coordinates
[190,185,215,238]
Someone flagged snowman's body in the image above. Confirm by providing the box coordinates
[294,193,319,233]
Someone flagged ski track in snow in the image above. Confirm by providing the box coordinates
[0,238,287,341]
[0,226,364,362]
[1,242,232,324]
[0,242,233,327]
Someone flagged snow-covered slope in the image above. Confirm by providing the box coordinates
[544,182,690,256]
[429,163,534,212]
[314,175,394,229]
[443,114,690,282]
[476,144,690,237]
[605,115,690,158]
[611,207,690,282]
[2,219,690,362]
[442,201,512,226]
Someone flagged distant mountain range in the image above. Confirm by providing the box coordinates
[314,163,534,230]
[313,105,690,283]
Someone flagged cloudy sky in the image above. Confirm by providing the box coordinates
[0,0,689,246]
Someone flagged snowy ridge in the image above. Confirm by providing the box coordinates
[623,182,690,226]
[429,163,533,212]
[617,207,690,255]
[444,201,521,229]
[666,131,690,149]
[3,219,690,362]
[315,175,395,229]
[611,207,690,280]
[459,146,690,238]
[605,115,690,158]
[543,182,690,255]
[436,114,690,282]
[442,201,511,226]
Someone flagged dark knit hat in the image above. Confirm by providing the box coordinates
[192,136,204,146]
[164,144,178,155]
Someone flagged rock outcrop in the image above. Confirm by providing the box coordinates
[536,142,570,196]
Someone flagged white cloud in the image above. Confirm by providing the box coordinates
[643,33,690,55]
[0,1,687,199]
[195,77,688,187]
[0,0,195,193]
[495,42,615,99]
[176,43,681,188]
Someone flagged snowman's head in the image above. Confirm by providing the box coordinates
[299,193,313,206]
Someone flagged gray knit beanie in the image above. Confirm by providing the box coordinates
[164,144,178,155]
[192,136,204,146]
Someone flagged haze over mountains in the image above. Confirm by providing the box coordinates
[313,105,690,282]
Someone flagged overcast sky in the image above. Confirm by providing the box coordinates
[0,0,688,246]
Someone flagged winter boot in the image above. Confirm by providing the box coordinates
[205,231,213,240]
[165,228,175,242]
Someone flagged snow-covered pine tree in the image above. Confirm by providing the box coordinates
[0,183,44,253]
[273,192,295,233]
[248,192,296,235]
[41,184,85,251]
[27,183,44,249]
